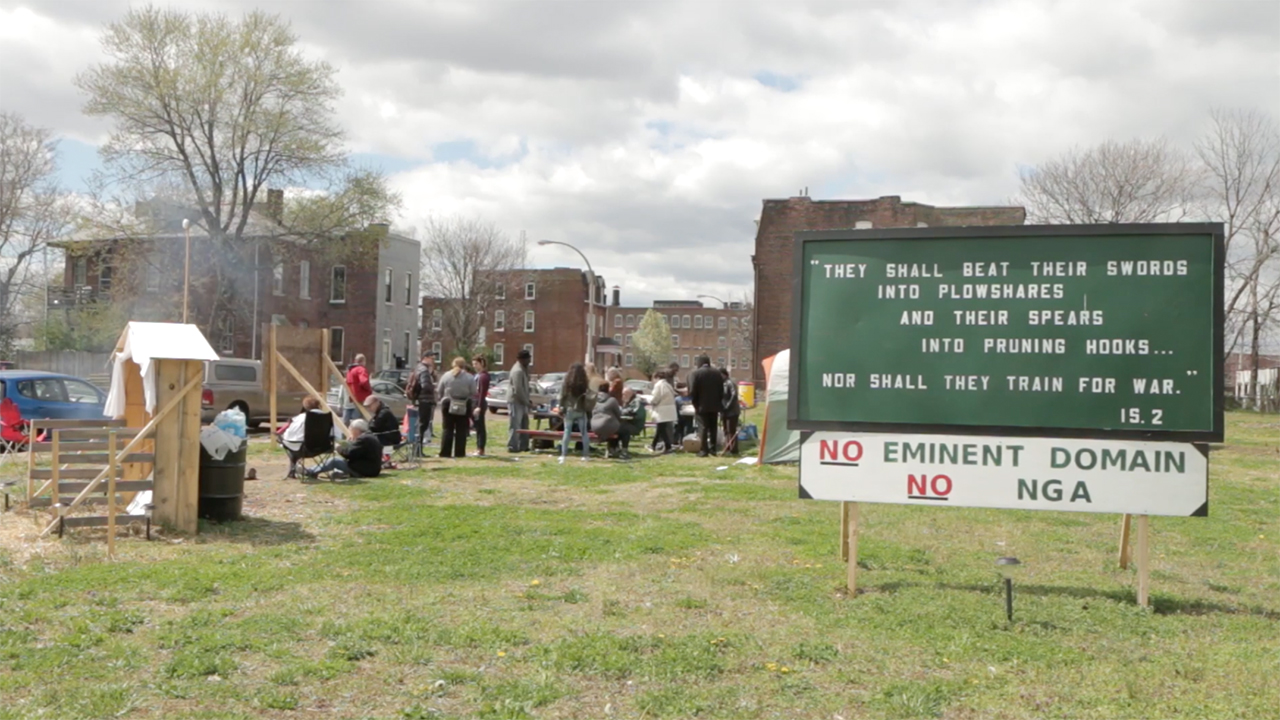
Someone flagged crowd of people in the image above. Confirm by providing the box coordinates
[279,347,747,479]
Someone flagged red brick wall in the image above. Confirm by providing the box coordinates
[750,196,1027,386]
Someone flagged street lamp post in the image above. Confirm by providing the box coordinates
[537,240,597,364]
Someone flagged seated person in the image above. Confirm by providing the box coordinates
[364,395,400,447]
[280,396,329,479]
[620,388,646,437]
[304,419,383,479]
[590,381,627,459]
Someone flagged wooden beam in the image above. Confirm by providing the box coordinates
[107,431,117,558]
[839,502,850,561]
[323,354,371,421]
[279,353,349,436]
[1136,515,1150,608]
[152,360,202,534]
[846,502,860,596]
[39,373,204,537]
[1118,514,1132,569]
[269,323,278,435]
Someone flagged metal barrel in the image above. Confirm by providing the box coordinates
[198,442,247,522]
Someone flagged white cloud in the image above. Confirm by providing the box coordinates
[1,0,1276,305]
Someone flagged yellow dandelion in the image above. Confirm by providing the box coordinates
[943,658,950,663]
[529,579,541,586]
[780,666,791,673]
[497,651,506,657]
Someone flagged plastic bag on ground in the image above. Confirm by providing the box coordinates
[201,425,243,461]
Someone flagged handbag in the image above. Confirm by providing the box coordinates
[447,400,468,416]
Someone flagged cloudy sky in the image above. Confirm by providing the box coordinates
[2,0,1277,305]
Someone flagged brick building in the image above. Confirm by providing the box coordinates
[53,196,419,369]
[420,267,610,375]
[601,295,751,382]
[751,195,1026,386]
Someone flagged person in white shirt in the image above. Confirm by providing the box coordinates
[282,396,329,478]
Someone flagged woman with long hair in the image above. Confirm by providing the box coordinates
[557,362,596,463]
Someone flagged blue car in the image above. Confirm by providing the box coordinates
[0,371,108,421]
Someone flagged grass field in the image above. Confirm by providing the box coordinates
[0,412,1276,719]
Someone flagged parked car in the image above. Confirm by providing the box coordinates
[485,380,510,414]
[325,378,411,419]
[201,358,307,427]
[534,372,565,393]
[373,367,412,389]
[0,370,107,421]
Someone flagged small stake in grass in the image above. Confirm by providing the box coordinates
[996,556,1022,622]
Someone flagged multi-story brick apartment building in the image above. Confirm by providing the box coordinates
[53,195,419,369]
[601,295,751,382]
[420,267,611,375]
[751,195,1026,386]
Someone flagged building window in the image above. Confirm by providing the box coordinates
[717,356,725,367]
[73,257,87,287]
[383,268,393,304]
[99,263,114,292]
[681,354,689,367]
[329,327,344,362]
[731,317,739,329]
[382,329,392,369]
[718,336,726,348]
[694,315,703,329]
[493,343,504,364]
[496,284,506,300]
[271,262,284,295]
[855,220,873,229]
[682,315,691,329]
[524,310,535,332]
[144,263,161,293]
[625,334,632,346]
[431,308,442,332]
[523,344,534,363]
[494,310,505,332]
[271,314,287,325]
[525,282,536,300]
[431,341,442,360]
[404,331,412,364]
[330,265,346,303]
[672,335,679,348]
[299,261,310,299]
[730,358,737,369]
[613,334,622,344]
[614,314,623,328]
[718,317,727,329]
[624,353,633,367]
[704,316,713,328]
[404,272,413,306]
[626,314,635,327]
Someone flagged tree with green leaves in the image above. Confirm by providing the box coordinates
[632,309,673,380]
[76,6,399,340]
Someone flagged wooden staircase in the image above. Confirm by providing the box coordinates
[26,419,155,544]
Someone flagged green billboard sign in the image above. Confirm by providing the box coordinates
[789,224,1224,442]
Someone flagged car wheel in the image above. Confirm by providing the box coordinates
[489,407,499,414]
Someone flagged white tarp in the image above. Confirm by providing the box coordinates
[104,322,219,419]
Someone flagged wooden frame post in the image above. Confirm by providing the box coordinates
[49,430,60,506]
[268,324,278,434]
[1118,514,1132,569]
[839,502,850,561]
[1136,515,1150,608]
[107,430,117,558]
[844,501,859,596]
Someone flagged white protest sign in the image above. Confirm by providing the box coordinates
[799,432,1207,516]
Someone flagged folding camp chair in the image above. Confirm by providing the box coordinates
[0,397,30,457]
[285,411,336,478]
[382,411,421,469]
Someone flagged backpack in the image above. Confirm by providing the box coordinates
[405,368,421,402]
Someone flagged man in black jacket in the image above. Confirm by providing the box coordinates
[304,420,383,479]
[364,395,400,448]
[688,355,724,457]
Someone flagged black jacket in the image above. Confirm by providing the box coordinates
[722,379,740,419]
[369,406,400,446]
[689,364,725,415]
[342,433,384,477]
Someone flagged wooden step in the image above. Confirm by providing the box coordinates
[60,514,149,529]
[28,440,131,452]
[29,419,128,430]
[30,467,127,480]
[30,496,133,508]
[55,452,154,465]
[51,428,142,441]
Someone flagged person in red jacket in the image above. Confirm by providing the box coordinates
[344,354,373,425]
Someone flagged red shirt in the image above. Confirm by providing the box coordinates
[346,364,372,404]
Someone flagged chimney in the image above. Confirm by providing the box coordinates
[266,188,284,222]
[612,286,620,307]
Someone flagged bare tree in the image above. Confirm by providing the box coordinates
[75,6,399,338]
[0,113,71,355]
[1196,109,1280,404]
[419,216,527,356]
[1017,138,1201,224]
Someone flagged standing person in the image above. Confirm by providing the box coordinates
[407,351,437,451]
[507,349,533,453]
[343,354,373,425]
[436,357,476,458]
[719,367,741,456]
[606,368,625,402]
[471,355,490,457]
[667,361,681,387]
[688,355,724,457]
[556,362,596,464]
[649,370,677,453]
